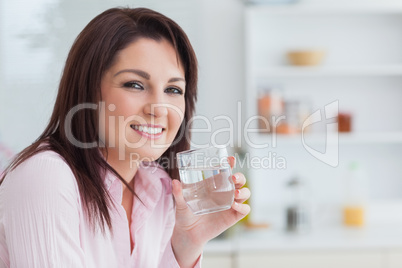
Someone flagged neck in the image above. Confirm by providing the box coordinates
[102,148,138,190]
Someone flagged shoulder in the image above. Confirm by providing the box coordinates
[5,150,75,184]
[19,149,70,169]
[1,150,79,205]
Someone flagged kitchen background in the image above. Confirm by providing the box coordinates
[1,0,402,267]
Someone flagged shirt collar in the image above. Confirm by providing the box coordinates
[104,162,172,201]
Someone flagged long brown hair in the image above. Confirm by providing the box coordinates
[0,8,198,232]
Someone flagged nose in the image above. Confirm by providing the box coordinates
[143,96,168,118]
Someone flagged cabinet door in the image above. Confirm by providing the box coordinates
[386,249,402,268]
[202,254,232,268]
[236,251,383,268]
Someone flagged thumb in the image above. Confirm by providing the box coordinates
[172,179,188,210]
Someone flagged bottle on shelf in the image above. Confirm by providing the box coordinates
[342,161,369,227]
[257,84,284,133]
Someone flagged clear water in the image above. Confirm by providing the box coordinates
[180,166,235,215]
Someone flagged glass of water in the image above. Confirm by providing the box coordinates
[176,146,235,215]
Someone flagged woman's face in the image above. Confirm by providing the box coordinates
[100,38,186,162]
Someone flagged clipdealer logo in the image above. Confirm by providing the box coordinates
[63,100,340,168]
[301,100,339,167]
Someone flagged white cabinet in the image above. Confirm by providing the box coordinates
[202,249,402,268]
[203,250,389,268]
[236,251,383,268]
[204,236,402,268]
[243,1,402,221]
[386,249,402,268]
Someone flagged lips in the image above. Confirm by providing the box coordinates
[130,124,164,136]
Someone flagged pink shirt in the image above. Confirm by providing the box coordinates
[0,150,202,267]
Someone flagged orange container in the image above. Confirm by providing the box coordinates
[343,206,364,227]
[257,90,283,133]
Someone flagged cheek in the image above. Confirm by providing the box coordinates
[98,105,117,144]
[168,102,185,136]
[111,98,143,124]
[100,101,142,141]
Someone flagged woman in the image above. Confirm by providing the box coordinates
[0,7,250,268]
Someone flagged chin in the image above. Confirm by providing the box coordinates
[127,145,170,163]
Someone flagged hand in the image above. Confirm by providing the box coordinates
[171,156,250,267]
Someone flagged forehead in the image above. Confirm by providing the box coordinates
[110,38,184,74]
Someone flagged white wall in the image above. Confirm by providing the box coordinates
[191,0,245,149]
[0,0,245,153]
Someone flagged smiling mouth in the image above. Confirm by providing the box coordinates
[130,125,164,135]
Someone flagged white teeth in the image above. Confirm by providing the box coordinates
[132,125,163,135]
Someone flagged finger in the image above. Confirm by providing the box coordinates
[234,187,251,204]
[232,172,246,188]
[171,179,188,211]
[231,202,251,218]
[228,156,235,169]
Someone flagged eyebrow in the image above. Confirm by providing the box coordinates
[168,77,185,83]
[114,69,150,79]
[113,68,185,83]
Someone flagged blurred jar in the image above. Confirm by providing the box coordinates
[342,162,369,227]
[338,112,352,132]
[285,176,312,233]
[277,98,312,134]
[257,85,283,133]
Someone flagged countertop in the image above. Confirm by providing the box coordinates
[205,223,402,254]
[204,201,402,254]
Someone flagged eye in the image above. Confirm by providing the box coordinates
[165,87,183,95]
[123,81,144,90]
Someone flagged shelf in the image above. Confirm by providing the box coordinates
[247,132,402,147]
[255,65,402,78]
[246,3,402,15]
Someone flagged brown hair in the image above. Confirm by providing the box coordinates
[0,7,198,232]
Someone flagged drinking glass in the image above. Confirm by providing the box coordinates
[176,146,235,215]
